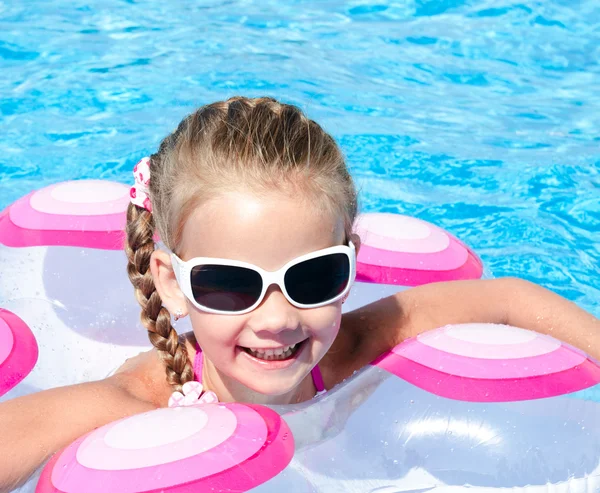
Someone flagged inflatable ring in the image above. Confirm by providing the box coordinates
[1,180,598,492]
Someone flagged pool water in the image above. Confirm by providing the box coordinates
[0,0,598,399]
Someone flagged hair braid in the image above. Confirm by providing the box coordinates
[125,202,194,392]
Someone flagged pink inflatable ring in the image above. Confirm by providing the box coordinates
[36,403,294,493]
[374,323,600,402]
[0,180,130,250]
[0,309,38,397]
[355,213,483,285]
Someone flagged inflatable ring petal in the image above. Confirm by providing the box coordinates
[355,213,483,285]
[0,309,38,396]
[374,323,600,401]
[36,403,294,493]
[0,180,129,250]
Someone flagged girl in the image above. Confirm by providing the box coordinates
[0,96,598,492]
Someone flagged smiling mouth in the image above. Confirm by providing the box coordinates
[241,341,304,361]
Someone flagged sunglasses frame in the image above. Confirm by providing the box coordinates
[171,241,356,315]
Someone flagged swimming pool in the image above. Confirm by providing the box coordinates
[0,0,598,399]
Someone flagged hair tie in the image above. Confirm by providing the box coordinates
[130,157,152,212]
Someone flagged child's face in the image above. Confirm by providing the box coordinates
[178,189,346,397]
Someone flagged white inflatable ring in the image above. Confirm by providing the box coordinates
[0,180,598,492]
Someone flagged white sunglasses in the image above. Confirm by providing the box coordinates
[171,242,356,315]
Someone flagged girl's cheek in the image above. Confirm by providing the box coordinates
[308,308,342,339]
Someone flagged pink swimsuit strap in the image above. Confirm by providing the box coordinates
[193,344,325,394]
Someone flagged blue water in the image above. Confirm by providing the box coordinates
[0,1,598,399]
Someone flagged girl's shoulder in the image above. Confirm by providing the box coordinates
[112,332,199,407]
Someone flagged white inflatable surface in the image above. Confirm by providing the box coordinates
[1,181,599,492]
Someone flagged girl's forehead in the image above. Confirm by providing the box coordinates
[179,191,345,268]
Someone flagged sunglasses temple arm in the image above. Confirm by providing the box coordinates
[170,254,183,286]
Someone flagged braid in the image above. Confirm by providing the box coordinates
[125,202,194,392]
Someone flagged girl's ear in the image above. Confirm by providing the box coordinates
[150,249,188,317]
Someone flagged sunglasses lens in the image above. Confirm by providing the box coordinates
[190,265,262,312]
[285,253,350,306]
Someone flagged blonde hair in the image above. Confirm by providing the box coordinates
[125,96,358,391]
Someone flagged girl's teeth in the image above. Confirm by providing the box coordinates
[247,344,298,360]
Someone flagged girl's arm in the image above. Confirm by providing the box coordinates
[345,277,600,371]
[0,351,165,493]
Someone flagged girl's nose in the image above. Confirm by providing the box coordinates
[248,285,300,335]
